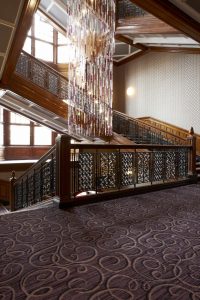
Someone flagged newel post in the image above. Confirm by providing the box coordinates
[187,127,197,179]
[56,134,71,208]
[9,171,16,211]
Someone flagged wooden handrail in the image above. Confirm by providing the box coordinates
[20,50,68,82]
[113,110,187,143]
[14,145,56,184]
[138,116,200,155]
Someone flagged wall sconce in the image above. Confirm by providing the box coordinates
[126,87,135,96]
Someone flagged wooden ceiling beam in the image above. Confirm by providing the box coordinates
[1,0,40,85]
[115,34,148,51]
[149,46,200,54]
[114,49,150,66]
[130,0,200,43]
[117,14,180,35]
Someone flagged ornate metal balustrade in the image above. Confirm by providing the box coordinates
[113,110,188,145]
[11,146,56,210]
[16,51,69,100]
[70,143,192,200]
[117,0,147,19]
[10,135,196,210]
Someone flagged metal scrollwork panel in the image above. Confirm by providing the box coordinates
[165,151,176,180]
[98,152,117,190]
[78,153,95,191]
[48,73,59,95]
[137,152,150,184]
[153,151,164,182]
[120,152,135,187]
[32,62,46,88]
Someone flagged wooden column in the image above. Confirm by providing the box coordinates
[187,127,197,179]
[56,134,71,208]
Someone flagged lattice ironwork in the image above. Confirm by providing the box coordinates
[78,153,95,191]
[97,152,117,190]
[165,151,176,180]
[120,152,135,186]
[113,111,187,146]
[15,53,29,78]
[137,152,151,184]
[48,73,59,95]
[32,62,46,88]
[178,149,188,178]
[117,0,147,19]
[14,151,56,210]
[152,151,164,182]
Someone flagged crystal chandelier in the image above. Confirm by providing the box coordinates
[65,0,115,137]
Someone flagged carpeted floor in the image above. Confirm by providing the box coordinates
[1,184,200,299]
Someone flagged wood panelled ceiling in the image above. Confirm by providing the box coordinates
[0,0,40,84]
[114,0,200,64]
[0,0,25,80]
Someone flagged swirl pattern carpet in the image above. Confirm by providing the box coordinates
[1,184,200,299]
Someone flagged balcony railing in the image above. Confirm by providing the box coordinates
[10,135,197,211]
[15,51,68,100]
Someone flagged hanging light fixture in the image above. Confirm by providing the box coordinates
[65,0,115,137]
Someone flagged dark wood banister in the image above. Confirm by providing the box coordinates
[113,110,187,143]
[13,145,56,184]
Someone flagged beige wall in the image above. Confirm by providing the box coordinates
[114,52,200,133]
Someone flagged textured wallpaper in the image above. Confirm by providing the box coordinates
[116,52,200,134]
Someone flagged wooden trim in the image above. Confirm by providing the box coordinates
[149,46,200,54]
[115,34,148,51]
[138,116,200,156]
[114,49,149,66]
[3,110,9,146]
[1,0,40,85]
[116,14,179,34]
[0,162,34,172]
[38,8,67,36]
[0,145,52,161]
[9,73,67,119]
[130,0,200,43]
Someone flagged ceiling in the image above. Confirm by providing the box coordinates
[0,0,25,79]
[0,0,200,78]
[114,0,200,63]
[39,0,200,64]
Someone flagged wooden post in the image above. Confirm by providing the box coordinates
[9,171,16,211]
[56,134,71,208]
[187,127,197,179]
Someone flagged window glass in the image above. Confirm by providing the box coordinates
[58,32,69,45]
[10,125,30,145]
[23,37,32,54]
[35,40,53,61]
[35,14,53,43]
[10,112,30,124]
[0,107,3,122]
[0,124,3,146]
[57,45,74,63]
[34,126,52,145]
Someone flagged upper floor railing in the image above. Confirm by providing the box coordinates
[10,134,197,211]
[16,50,68,101]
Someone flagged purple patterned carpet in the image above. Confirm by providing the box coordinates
[1,184,200,299]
